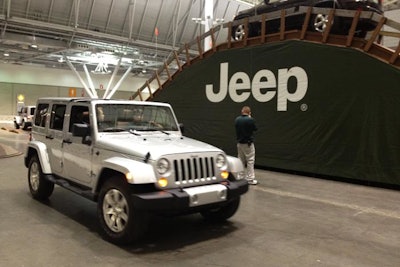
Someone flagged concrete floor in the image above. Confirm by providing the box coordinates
[1,123,400,267]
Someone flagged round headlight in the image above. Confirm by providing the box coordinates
[216,154,226,168]
[156,158,170,174]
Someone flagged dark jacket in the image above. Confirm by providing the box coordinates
[235,115,257,144]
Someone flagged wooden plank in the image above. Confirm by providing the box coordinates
[146,81,153,100]
[227,22,232,48]
[300,7,312,40]
[389,41,400,64]
[211,28,217,52]
[261,14,266,43]
[164,62,172,81]
[155,72,162,90]
[322,9,335,43]
[364,16,386,52]
[138,89,143,101]
[185,44,191,66]
[280,10,286,41]
[346,10,360,47]
[174,50,182,72]
[243,17,249,46]
[197,36,203,59]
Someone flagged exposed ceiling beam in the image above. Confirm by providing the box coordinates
[87,0,96,29]
[137,0,150,39]
[47,0,55,22]
[105,0,115,33]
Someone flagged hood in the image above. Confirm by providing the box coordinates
[95,132,223,159]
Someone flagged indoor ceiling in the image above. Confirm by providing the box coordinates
[0,0,252,77]
[0,0,398,78]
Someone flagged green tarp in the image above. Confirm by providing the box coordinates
[154,40,400,186]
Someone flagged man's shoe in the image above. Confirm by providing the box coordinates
[248,179,258,185]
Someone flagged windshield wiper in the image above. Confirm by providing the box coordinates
[142,128,170,135]
[129,129,141,136]
[102,127,126,132]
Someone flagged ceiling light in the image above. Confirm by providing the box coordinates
[30,44,38,49]
[4,53,9,57]
[92,60,111,74]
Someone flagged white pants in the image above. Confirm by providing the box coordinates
[237,143,255,180]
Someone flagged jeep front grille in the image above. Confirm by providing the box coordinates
[173,157,216,184]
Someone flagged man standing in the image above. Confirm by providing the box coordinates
[235,106,258,185]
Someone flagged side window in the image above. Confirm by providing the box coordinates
[34,103,49,127]
[50,104,66,131]
[69,105,90,132]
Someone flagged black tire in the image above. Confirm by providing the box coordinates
[97,178,147,245]
[28,155,54,200]
[200,197,241,222]
[14,122,20,129]
[232,20,257,41]
[310,13,332,33]
[22,120,27,130]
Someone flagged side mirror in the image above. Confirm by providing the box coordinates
[72,123,89,137]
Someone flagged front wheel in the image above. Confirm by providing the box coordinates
[200,197,241,222]
[28,155,54,200]
[97,178,147,245]
[232,21,257,41]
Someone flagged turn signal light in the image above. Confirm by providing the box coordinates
[221,171,229,179]
[158,177,168,187]
[125,172,134,183]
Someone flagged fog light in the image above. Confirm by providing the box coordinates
[158,177,168,187]
[221,171,229,179]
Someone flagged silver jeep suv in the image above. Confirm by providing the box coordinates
[24,98,248,244]
[14,105,36,130]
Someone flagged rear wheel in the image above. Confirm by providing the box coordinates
[200,197,241,222]
[28,155,54,200]
[97,178,147,245]
[311,13,332,33]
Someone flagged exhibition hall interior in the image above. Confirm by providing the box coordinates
[1,0,400,266]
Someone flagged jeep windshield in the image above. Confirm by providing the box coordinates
[95,104,179,133]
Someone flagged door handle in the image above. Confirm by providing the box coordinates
[63,139,72,144]
[45,135,54,140]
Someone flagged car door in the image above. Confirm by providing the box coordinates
[47,103,66,175]
[62,104,93,185]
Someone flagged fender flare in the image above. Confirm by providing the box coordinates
[102,157,157,184]
[227,155,244,173]
[25,141,52,174]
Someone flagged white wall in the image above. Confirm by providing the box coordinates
[382,9,400,49]
[0,63,147,93]
[0,63,148,115]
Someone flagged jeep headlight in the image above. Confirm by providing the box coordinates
[156,158,170,174]
[216,154,227,169]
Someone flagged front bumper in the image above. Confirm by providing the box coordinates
[131,179,249,211]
